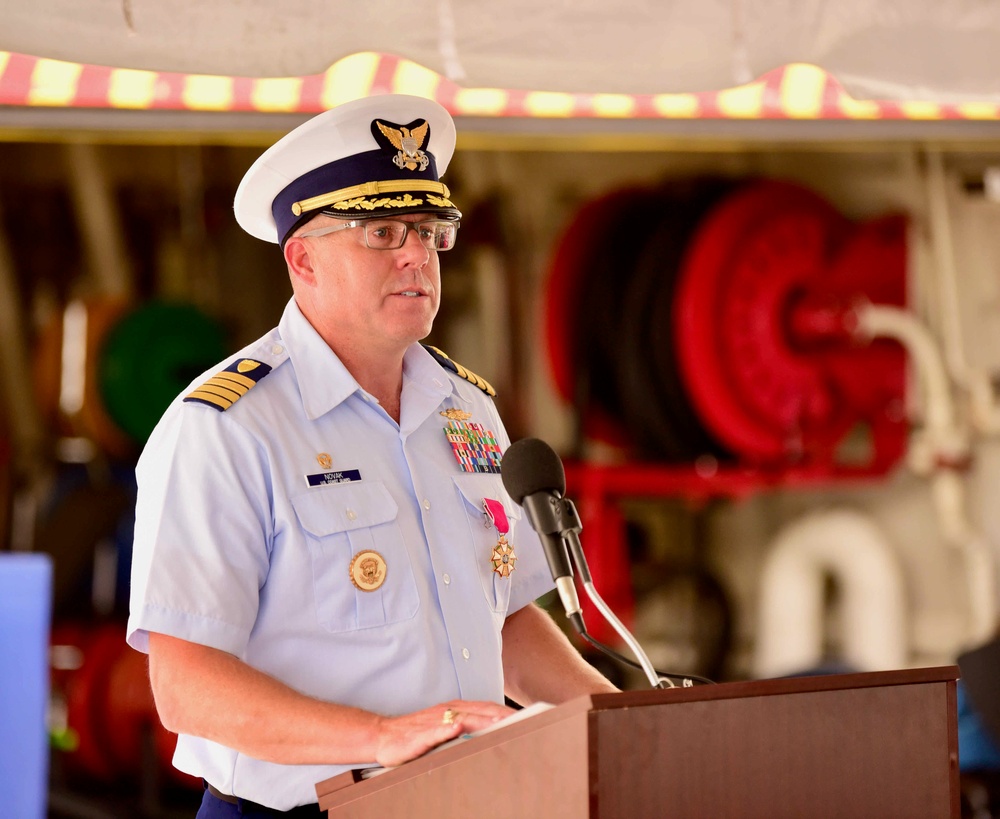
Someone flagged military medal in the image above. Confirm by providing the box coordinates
[349,550,387,591]
[444,419,502,473]
[491,537,516,578]
[483,498,516,578]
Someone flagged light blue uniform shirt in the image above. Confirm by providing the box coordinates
[127,298,554,810]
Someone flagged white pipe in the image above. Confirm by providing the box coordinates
[924,149,1000,434]
[930,469,998,646]
[754,509,908,679]
[855,303,959,453]
[926,149,974,389]
[58,301,88,418]
[855,303,996,642]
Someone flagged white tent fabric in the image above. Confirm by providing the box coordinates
[0,0,999,102]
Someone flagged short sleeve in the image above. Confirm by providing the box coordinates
[127,404,272,655]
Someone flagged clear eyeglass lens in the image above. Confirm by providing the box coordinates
[363,219,458,251]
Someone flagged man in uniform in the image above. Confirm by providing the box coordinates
[127,94,616,817]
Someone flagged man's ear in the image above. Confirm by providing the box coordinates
[284,236,317,287]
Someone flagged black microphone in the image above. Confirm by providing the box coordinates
[501,438,585,632]
[502,438,714,689]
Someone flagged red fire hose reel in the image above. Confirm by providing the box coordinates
[50,622,199,790]
[673,180,907,470]
[546,177,908,474]
[544,178,909,645]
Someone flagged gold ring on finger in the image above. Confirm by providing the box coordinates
[442,708,457,725]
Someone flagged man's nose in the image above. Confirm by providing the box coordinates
[398,226,430,265]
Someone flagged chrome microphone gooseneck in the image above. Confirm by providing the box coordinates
[501,437,712,689]
[555,498,674,689]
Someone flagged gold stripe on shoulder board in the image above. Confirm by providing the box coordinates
[423,344,497,397]
[184,358,274,412]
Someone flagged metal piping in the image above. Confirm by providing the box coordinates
[755,508,908,678]
[856,302,997,645]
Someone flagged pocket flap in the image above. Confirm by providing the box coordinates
[291,481,398,536]
[452,473,522,523]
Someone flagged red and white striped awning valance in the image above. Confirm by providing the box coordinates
[1,50,998,122]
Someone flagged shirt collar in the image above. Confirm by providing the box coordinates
[403,344,460,401]
[398,344,461,433]
[278,298,458,421]
[278,298,361,420]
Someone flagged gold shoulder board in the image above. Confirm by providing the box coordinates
[184,358,273,412]
[422,344,496,397]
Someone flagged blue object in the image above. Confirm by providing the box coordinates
[958,680,1000,772]
[0,553,52,819]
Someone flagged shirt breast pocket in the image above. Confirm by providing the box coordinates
[452,474,521,615]
[291,481,419,633]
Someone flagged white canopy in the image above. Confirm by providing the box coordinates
[1,0,999,102]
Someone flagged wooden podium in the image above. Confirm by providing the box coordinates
[316,666,960,818]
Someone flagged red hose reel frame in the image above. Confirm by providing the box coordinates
[673,179,907,471]
[546,179,909,645]
[545,179,908,475]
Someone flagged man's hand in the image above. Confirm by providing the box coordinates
[373,699,515,768]
[148,633,517,767]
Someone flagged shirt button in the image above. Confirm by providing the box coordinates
[346,509,357,521]
[271,344,284,355]
[423,499,431,510]
[443,573,451,585]
[462,648,470,660]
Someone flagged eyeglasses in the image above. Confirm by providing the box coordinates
[298,218,460,251]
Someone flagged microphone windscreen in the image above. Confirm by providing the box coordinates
[501,438,566,503]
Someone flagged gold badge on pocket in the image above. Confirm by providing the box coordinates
[349,550,387,592]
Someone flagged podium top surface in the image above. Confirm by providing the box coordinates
[587,664,959,710]
[316,665,959,809]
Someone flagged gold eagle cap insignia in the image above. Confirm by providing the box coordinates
[375,119,431,172]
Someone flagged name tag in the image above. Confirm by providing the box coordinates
[305,469,362,487]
